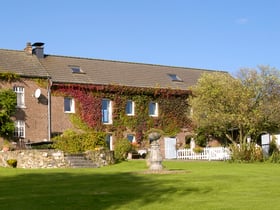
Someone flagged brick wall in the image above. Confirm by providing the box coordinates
[50,95,74,135]
[0,79,74,142]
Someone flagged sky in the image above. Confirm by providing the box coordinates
[0,0,279,75]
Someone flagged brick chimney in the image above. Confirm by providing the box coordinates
[24,42,33,55]
[32,42,45,59]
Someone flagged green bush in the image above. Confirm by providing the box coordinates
[229,143,263,163]
[6,159,17,168]
[268,139,280,163]
[113,138,132,161]
[53,130,107,154]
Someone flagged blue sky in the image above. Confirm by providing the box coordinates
[1,0,279,75]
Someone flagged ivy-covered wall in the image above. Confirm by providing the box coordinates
[52,84,192,143]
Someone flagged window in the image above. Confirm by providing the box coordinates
[127,134,136,143]
[106,134,113,150]
[13,86,25,108]
[102,99,112,124]
[125,100,135,116]
[64,97,75,113]
[69,65,83,73]
[14,120,25,138]
[168,74,183,82]
[149,102,158,117]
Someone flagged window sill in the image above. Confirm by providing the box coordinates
[64,111,75,114]
[126,114,135,116]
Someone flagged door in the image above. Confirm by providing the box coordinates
[165,137,177,159]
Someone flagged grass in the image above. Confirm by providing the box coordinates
[0,160,280,210]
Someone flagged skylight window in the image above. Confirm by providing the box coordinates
[168,74,183,82]
[69,66,83,73]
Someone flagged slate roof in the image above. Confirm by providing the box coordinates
[0,46,226,90]
[0,49,49,78]
[40,54,224,90]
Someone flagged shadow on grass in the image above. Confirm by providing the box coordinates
[0,169,208,210]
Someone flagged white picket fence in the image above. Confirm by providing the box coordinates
[176,147,231,161]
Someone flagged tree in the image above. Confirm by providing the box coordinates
[189,66,280,145]
[0,89,16,138]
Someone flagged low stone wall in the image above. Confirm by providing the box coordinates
[0,149,115,169]
[85,149,115,167]
[0,150,69,168]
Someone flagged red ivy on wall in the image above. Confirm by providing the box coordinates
[52,83,192,140]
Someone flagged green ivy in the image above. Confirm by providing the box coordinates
[0,72,19,82]
[0,89,17,138]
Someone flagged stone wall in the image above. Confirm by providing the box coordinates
[85,150,115,167]
[0,149,115,169]
[0,150,69,168]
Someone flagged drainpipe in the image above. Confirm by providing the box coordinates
[47,78,52,141]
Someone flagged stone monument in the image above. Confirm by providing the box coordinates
[148,131,163,170]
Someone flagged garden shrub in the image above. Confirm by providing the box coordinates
[268,139,280,163]
[113,138,132,161]
[6,159,17,168]
[53,130,107,154]
[229,143,263,163]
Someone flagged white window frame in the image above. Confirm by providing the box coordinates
[149,102,158,117]
[125,100,135,116]
[14,120,25,138]
[102,99,112,124]
[13,86,25,108]
[64,97,75,113]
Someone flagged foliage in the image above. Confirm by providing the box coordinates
[53,130,107,154]
[268,138,280,163]
[52,84,191,142]
[193,146,203,153]
[229,143,264,163]
[190,66,280,146]
[113,138,132,161]
[6,159,17,168]
[33,78,48,88]
[0,72,19,82]
[0,89,17,138]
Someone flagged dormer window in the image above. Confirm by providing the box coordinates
[168,74,183,82]
[69,65,83,73]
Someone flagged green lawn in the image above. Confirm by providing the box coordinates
[0,160,279,210]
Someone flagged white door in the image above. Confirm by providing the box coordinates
[165,137,177,159]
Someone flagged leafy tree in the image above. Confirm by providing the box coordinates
[0,89,16,138]
[189,66,280,145]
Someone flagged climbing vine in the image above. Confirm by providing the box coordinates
[0,72,19,82]
[52,83,192,142]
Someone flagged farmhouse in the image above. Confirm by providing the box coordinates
[0,42,225,158]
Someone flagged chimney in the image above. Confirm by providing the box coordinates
[32,42,45,59]
[24,42,33,55]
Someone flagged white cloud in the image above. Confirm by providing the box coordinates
[236,18,249,24]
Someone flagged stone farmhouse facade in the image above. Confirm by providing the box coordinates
[0,42,224,156]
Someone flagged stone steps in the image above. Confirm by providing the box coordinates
[65,154,98,168]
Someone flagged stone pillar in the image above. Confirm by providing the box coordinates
[149,140,163,170]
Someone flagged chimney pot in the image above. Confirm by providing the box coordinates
[32,42,45,59]
[24,42,33,55]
